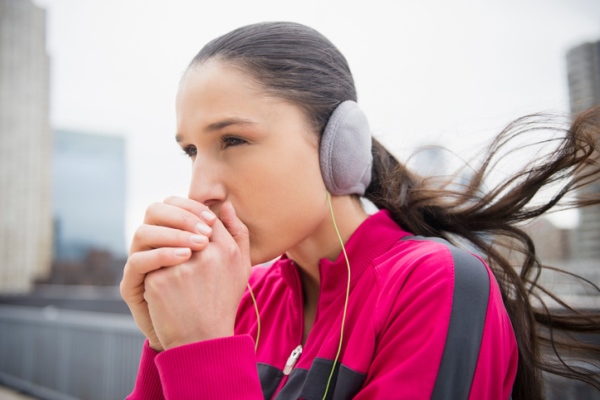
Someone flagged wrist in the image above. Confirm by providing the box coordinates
[148,339,164,352]
[162,328,235,350]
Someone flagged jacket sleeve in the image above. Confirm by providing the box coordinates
[153,335,264,399]
[127,335,263,400]
[354,244,517,400]
[127,340,165,400]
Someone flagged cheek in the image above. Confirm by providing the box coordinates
[248,202,330,265]
[242,156,328,265]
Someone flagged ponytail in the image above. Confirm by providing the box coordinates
[365,105,600,399]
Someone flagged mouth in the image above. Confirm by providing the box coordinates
[208,203,249,229]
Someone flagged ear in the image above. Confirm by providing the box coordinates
[319,101,372,196]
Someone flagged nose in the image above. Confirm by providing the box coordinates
[187,156,226,207]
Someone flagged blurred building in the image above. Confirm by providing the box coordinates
[566,40,600,259]
[52,129,127,263]
[0,0,52,293]
[522,217,572,262]
[410,146,449,178]
[568,41,600,115]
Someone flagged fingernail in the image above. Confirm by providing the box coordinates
[202,210,216,222]
[195,223,212,235]
[190,234,207,244]
[174,248,191,257]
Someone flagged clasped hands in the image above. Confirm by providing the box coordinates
[120,196,251,352]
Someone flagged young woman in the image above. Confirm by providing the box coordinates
[121,22,600,399]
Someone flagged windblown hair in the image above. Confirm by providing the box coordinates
[190,21,600,399]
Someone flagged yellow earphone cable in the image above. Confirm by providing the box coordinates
[245,191,351,395]
[247,282,261,352]
[322,191,352,399]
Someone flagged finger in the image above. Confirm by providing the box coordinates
[163,196,218,227]
[130,224,209,253]
[121,247,192,301]
[218,201,251,267]
[145,201,213,236]
[126,247,191,277]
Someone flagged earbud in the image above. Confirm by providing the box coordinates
[320,101,373,196]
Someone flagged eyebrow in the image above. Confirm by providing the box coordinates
[175,117,257,143]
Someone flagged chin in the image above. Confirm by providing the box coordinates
[249,243,282,267]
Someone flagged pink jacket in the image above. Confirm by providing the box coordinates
[128,210,518,399]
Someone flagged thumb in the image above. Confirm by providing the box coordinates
[220,201,251,266]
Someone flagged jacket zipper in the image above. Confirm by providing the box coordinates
[272,262,306,399]
[283,345,303,375]
[272,345,303,399]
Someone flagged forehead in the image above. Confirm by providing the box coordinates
[175,60,317,143]
[177,61,263,110]
[175,61,267,134]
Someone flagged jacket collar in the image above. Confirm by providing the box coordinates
[279,209,411,303]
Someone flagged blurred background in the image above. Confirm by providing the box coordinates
[0,0,599,398]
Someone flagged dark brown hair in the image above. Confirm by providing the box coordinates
[190,21,600,399]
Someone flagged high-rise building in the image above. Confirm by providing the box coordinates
[0,0,52,292]
[566,40,600,259]
[567,41,600,115]
[53,130,127,261]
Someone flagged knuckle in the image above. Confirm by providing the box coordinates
[145,270,164,290]
[120,262,137,297]
[124,254,144,275]
[144,202,162,221]
[176,264,194,279]
[125,254,139,270]
[224,242,239,259]
[201,250,216,264]
[132,225,147,244]
[178,211,194,228]
[145,202,157,214]
[119,278,127,297]
[175,229,189,244]
[163,195,178,204]
[158,247,180,265]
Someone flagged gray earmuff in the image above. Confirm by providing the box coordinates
[320,100,373,196]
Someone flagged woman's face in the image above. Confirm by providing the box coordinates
[176,60,330,265]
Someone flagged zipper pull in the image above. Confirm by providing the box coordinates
[283,345,303,375]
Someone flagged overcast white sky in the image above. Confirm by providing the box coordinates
[33,0,600,244]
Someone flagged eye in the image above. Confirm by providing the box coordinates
[221,135,248,149]
[182,144,197,158]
